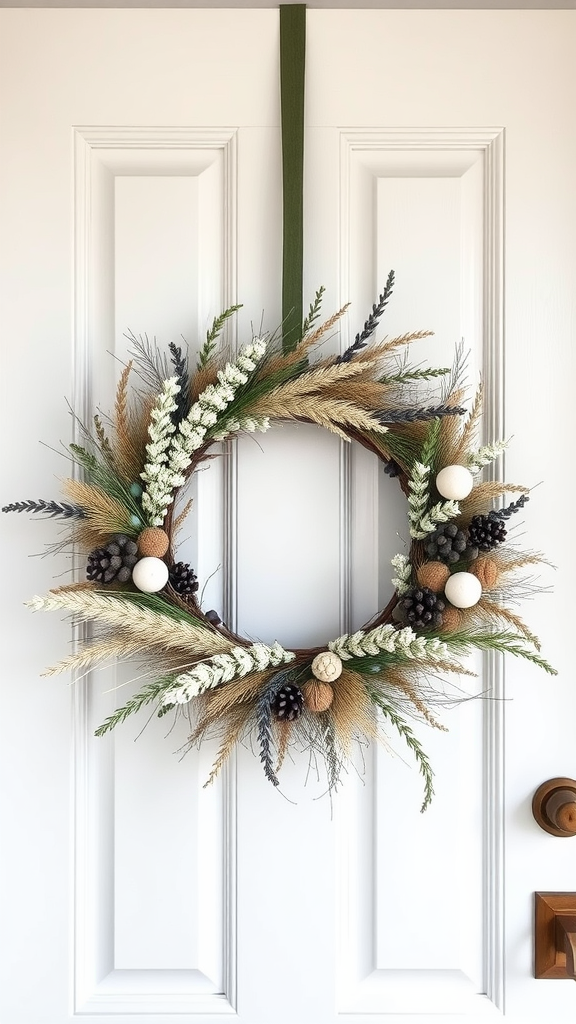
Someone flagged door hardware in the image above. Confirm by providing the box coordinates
[532,778,576,837]
[535,893,576,979]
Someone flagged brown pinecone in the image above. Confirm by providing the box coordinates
[86,534,138,584]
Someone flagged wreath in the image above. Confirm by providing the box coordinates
[3,273,555,810]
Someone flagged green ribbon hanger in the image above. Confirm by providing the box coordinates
[280,4,306,354]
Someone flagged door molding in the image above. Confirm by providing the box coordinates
[71,126,238,1015]
[337,127,505,1016]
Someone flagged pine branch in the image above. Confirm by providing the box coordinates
[2,499,85,519]
[197,304,243,370]
[337,270,395,363]
[440,341,469,402]
[95,676,175,737]
[380,366,450,385]
[442,629,557,675]
[69,443,143,522]
[124,330,171,390]
[301,286,325,335]
[369,690,435,812]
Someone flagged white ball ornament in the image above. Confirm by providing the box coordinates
[312,651,343,683]
[132,556,169,594]
[435,464,474,501]
[444,571,482,609]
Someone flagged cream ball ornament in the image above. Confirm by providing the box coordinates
[444,571,482,609]
[132,556,170,594]
[311,651,343,682]
[435,464,474,501]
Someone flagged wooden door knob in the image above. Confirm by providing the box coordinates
[532,778,576,837]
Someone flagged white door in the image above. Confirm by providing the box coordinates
[1,10,574,1023]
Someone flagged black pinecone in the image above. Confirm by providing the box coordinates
[468,513,507,552]
[383,458,402,478]
[401,587,446,630]
[168,562,199,596]
[271,683,304,722]
[86,534,138,584]
[425,522,478,565]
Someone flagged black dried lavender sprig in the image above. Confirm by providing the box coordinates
[2,499,86,519]
[336,270,395,363]
[168,341,190,424]
[377,404,466,425]
[488,494,530,520]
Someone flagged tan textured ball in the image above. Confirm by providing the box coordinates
[417,561,450,594]
[440,605,462,633]
[470,557,500,590]
[311,651,343,682]
[138,527,170,558]
[303,680,334,713]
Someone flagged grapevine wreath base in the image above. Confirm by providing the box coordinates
[4,274,555,810]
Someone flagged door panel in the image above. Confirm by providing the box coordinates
[1,10,575,1024]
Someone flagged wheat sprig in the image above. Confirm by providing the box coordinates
[26,589,233,656]
[301,304,350,348]
[61,480,136,535]
[246,393,387,439]
[330,669,378,754]
[459,482,529,520]
[452,383,483,462]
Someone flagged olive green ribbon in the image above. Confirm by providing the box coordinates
[280,4,306,354]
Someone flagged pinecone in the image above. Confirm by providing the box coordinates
[383,458,402,478]
[168,562,199,596]
[468,513,507,552]
[425,522,478,564]
[400,587,446,630]
[271,683,304,722]
[86,534,138,584]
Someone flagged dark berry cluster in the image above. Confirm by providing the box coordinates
[425,522,478,565]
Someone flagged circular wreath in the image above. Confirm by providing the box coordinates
[4,273,554,810]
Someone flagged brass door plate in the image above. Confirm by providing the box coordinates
[535,892,576,978]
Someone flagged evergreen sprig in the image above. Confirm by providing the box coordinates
[124,330,171,390]
[301,286,325,336]
[94,676,176,737]
[368,690,435,812]
[69,442,143,521]
[2,499,85,519]
[337,270,395,363]
[197,304,243,370]
[442,629,557,675]
[380,366,450,385]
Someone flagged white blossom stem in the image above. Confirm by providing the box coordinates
[162,640,295,705]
